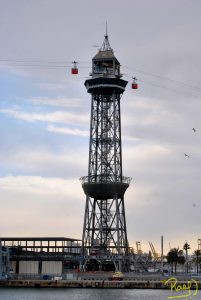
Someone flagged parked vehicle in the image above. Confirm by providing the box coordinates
[112,272,124,281]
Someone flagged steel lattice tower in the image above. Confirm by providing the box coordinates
[80,34,131,272]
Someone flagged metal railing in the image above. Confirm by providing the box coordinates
[80,175,132,185]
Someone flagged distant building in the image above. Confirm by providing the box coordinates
[1,237,81,277]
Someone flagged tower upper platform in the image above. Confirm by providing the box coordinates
[85,34,127,94]
[92,34,121,78]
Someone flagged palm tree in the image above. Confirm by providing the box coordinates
[183,242,190,273]
[167,248,185,273]
[194,250,201,273]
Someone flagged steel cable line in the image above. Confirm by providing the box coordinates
[122,65,201,92]
[123,73,201,99]
[0,63,90,70]
[0,57,199,88]
[138,79,201,99]
[0,58,200,96]
[0,58,88,62]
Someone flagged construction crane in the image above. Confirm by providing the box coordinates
[136,241,143,255]
[198,239,201,251]
[149,242,160,260]
[128,246,135,255]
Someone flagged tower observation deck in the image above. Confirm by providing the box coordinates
[80,34,131,272]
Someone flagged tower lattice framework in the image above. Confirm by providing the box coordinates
[80,34,131,271]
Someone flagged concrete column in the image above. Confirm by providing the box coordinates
[161,235,164,274]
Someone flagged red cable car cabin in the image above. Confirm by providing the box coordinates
[71,61,78,74]
[132,77,138,89]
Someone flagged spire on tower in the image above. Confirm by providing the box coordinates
[100,22,113,52]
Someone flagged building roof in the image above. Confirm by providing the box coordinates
[93,35,119,64]
[0,237,81,242]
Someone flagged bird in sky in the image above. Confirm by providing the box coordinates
[192,128,196,133]
[184,153,190,158]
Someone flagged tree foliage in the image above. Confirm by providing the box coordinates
[193,249,201,273]
[166,248,185,273]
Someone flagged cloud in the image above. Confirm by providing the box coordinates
[123,138,201,253]
[36,83,66,91]
[0,107,88,125]
[0,175,81,196]
[1,149,88,178]
[0,175,84,238]
[24,96,85,108]
[1,0,201,252]
[47,124,88,137]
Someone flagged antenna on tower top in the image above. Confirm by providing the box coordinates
[100,21,113,52]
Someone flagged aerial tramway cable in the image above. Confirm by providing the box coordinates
[0,58,201,96]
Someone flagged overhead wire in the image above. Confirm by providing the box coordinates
[122,65,201,92]
[123,73,201,99]
[0,58,200,97]
[0,58,90,65]
[0,57,199,160]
